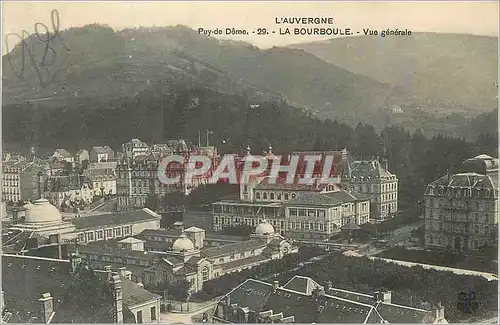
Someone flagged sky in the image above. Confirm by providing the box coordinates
[2,1,499,54]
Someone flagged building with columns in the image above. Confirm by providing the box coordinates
[211,146,371,240]
[423,154,498,251]
[69,221,297,293]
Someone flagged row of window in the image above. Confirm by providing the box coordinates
[77,225,132,243]
[289,208,327,218]
[381,193,397,202]
[427,186,494,198]
[255,191,297,201]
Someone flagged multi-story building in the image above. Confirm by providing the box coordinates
[212,276,448,323]
[285,189,370,241]
[89,146,116,163]
[2,253,160,323]
[70,220,297,293]
[85,168,117,196]
[116,159,157,210]
[75,149,90,164]
[212,178,370,239]
[349,158,398,221]
[117,140,220,210]
[423,154,498,251]
[51,149,74,164]
[122,139,150,160]
[2,161,46,203]
[212,147,370,239]
[46,174,94,208]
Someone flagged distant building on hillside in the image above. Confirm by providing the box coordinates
[423,154,498,251]
[122,139,150,161]
[89,146,116,163]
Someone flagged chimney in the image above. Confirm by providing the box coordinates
[374,291,391,304]
[312,286,325,299]
[109,275,124,324]
[38,293,54,323]
[69,252,82,275]
[436,302,445,321]
[118,267,132,280]
[273,281,279,291]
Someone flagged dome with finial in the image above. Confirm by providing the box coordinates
[255,220,275,235]
[240,145,255,162]
[25,198,62,224]
[172,233,195,252]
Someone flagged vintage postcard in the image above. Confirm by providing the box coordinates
[1,1,498,324]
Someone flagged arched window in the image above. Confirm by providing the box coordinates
[263,193,268,200]
[256,192,261,199]
[162,269,168,281]
[284,193,289,200]
[291,193,297,199]
[270,193,275,200]
[202,267,209,281]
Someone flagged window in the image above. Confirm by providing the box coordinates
[202,267,209,281]
[284,193,289,200]
[290,208,297,216]
[263,193,268,200]
[86,232,95,242]
[277,193,282,200]
[256,192,261,199]
[270,193,275,200]
[96,231,104,240]
[230,254,235,260]
[77,233,85,243]
[291,193,297,199]
[136,310,143,323]
[115,227,122,237]
[151,307,157,321]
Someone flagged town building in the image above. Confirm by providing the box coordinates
[212,276,448,323]
[284,188,371,241]
[2,253,160,323]
[2,161,46,203]
[423,154,498,251]
[69,221,297,293]
[51,149,74,164]
[75,149,90,164]
[84,168,117,196]
[122,139,150,160]
[2,200,162,255]
[116,140,220,210]
[46,174,94,208]
[212,175,371,240]
[116,159,157,210]
[348,158,398,221]
[89,146,116,163]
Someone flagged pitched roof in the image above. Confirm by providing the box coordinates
[118,237,145,244]
[429,172,498,190]
[71,208,160,230]
[119,276,161,307]
[350,160,393,180]
[53,149,72,159]
[216,276,436,324]
[284,191,364,207]
[222,279,274,311]
[91,146,115,155]
[282,275,322,295]
[201,239,266,258]
[222,255,269,272]
[254,177,329,191]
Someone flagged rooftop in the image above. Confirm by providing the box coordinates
[71,208,160,230]
[201,239,266,258]
[285,191,364,207]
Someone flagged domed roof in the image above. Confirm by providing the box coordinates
[255,220,275,235]
[25,199,62,224]
[23,202,35,210]
[172,233,195,252]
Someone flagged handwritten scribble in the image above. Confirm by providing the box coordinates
[5,9,71,89]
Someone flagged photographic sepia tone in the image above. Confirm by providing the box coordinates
[1,1,498,324]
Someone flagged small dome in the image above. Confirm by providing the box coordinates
[255,220,275,235]
[25,199,62,224]
[172,233,194,252]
